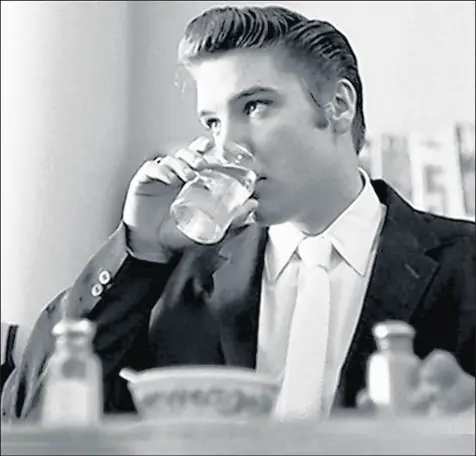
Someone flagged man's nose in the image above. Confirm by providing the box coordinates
[215,124,262,176]
[215,121,249,150]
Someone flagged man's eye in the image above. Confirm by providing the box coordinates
[204,118,220,132]
[244,100,271,117]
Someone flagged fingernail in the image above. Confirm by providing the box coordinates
[187,169,199,179]
[190,137,211,153]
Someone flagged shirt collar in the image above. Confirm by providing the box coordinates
[267,168,384,280]
[266,222,305,282]
[326,168,385,276]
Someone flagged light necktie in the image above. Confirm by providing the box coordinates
[275,235,332,420]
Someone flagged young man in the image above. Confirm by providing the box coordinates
[2,5,474,420]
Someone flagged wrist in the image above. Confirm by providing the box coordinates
[124,226,175,264]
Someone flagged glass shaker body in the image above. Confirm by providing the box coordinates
[367,321,420,415]
[41,319,103,427]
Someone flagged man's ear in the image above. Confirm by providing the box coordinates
[327,78,357,135]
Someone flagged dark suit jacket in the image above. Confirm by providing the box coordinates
[1,180,475,421]
[1,324,18,392]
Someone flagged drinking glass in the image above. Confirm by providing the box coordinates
[170,142,257,244]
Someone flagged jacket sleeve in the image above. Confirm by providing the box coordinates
[1,222,179,422]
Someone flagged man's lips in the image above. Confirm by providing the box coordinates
[252,177,266,199]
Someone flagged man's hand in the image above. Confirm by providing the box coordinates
[123,137,258,262]
[357,349,475,416]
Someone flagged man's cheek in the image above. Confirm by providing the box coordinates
[253,137,287,168]
[259,125,299,157]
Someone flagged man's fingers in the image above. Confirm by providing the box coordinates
[408,384,438,413]
[421,368,476,415]
[420,350,461,388]
[432,380,476,414]
[417,349,475,415]
[162,155,198,182]
[130,160,173,186]
[133,156,198,188]
[175,147,207,170]
[131,136,212,189]
[188,136,214,155]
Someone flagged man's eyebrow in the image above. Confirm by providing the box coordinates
[232,85,278,101]
[198,85,278,117]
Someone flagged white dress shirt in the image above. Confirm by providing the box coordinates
[256,169,387,415]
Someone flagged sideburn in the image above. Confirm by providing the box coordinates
[310,99,330,129]
[303,86,330,130]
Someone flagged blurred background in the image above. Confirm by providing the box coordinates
[1,1,475,328]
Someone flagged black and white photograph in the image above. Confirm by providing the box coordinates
[1,1,475,454]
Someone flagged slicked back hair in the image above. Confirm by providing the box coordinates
[178,5,366,154]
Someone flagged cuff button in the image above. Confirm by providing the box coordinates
[98,270,112,285]
[91,283,104,297]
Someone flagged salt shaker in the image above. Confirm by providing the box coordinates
[366,320,421,415]
[41,318,103,427]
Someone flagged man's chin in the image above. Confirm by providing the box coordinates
[253,205,287,227]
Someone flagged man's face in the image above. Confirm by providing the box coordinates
[189,48,342,226]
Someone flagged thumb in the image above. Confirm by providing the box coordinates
[230,198,259,229]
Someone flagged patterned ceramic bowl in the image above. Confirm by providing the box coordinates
[121,366,281,421]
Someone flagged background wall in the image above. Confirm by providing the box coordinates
[1,1,130,325]
[1,1,474,327]
[127,0,475,161]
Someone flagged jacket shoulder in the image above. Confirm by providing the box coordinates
[416,210,475,246]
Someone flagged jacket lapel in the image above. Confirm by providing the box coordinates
[335,181,440,407]
[206,224,268,368]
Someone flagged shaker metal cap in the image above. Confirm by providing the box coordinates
[52,318,95,337]
[372,320,415,340]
